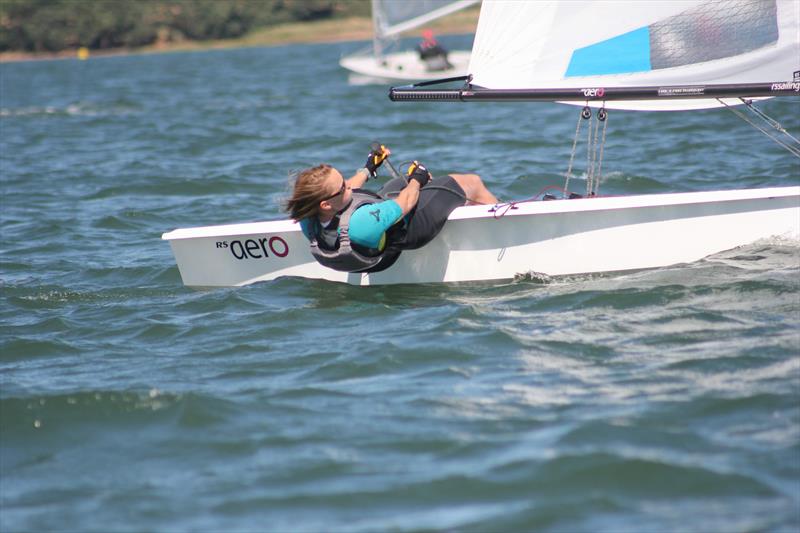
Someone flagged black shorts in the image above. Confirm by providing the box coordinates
[361,175,465,273]
[379,175,466,250]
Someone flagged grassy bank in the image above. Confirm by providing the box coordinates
[0,8,479,63]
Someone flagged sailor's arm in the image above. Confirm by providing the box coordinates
[347,144,391,189]
[392,161,431,216]
[392,180,421,216]
[346,168,371,189]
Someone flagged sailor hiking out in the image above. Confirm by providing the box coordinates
[285,144,498,273]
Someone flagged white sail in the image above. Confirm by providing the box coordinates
[375,0,480,39]
[467,0,800,110]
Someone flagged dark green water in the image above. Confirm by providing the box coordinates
[2,36,799,532]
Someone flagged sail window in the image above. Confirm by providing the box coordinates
[566,0,779,77]
[650,0,779,69]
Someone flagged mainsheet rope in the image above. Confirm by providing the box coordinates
[562,109,584,196]
[497,98,796,220]
[586,108,596,195]
[564,106,608,198]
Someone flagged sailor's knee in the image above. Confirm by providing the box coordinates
[450,173,481,181]
[449,173,483,190]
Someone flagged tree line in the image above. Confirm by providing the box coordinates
[0,0,370,53]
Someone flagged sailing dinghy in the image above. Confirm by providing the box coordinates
[163,0,800,288]
[339,0,478,82]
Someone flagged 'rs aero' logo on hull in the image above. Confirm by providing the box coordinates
[215,236,289,260]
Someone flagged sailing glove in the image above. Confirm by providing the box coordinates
[365,143,390,178]
[407,161,432,188]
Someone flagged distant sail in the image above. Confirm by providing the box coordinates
[374,0,480,39]
[467,0,800,110]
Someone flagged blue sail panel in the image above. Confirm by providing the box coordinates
[566,27,652,77]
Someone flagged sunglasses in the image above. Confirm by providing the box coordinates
[321,178,346,202]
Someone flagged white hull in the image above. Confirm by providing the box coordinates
[339,50,471,81]
[162,187,800,288]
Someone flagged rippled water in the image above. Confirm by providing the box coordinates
[2,36,799,532]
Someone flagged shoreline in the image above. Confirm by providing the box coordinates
[0,10,479,64]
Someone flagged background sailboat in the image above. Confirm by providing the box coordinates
[339,0,479,82]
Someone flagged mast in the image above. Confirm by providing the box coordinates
[371,0,384,59]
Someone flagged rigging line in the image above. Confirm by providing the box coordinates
[491,201,520,218]
[589,111,603,196]
[724,100,800,158]
[718,99,800,159]
[563,108,585,197]
[595,110,609,197]
[742,99,800,146]
[586,109,596,196]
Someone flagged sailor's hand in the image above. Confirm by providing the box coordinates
[365,142,390,178]
[407,161,431,188]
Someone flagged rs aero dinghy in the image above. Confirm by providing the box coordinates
[163,0,800,288]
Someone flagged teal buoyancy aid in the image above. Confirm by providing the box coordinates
[305,190,402,273]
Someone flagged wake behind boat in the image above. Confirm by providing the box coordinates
[163,0,800,288]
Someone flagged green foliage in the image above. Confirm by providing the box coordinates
[0,0,371,53]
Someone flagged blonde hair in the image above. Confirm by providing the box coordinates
[284,164,335,221]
